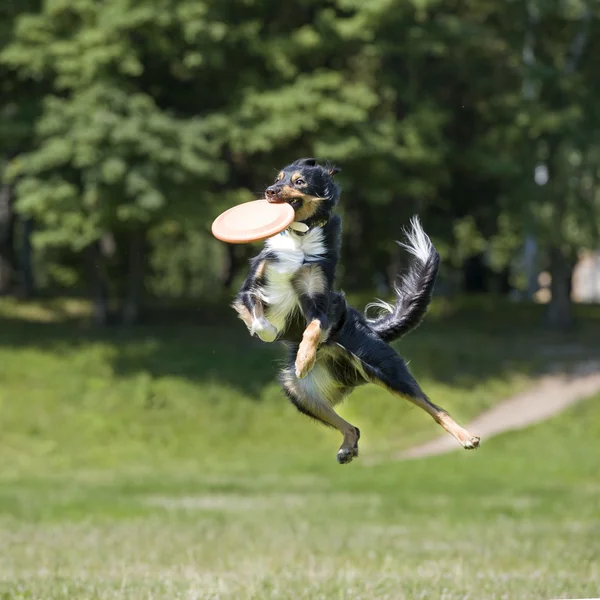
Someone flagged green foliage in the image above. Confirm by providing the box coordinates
[8,84,224,249]
[147,220,226,299]
[0,0,599,309]
[0,1,42,159]
[2,0,229,251]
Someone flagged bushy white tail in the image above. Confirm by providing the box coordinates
[366,217,440,343]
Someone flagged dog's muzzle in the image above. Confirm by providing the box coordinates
[265,186,283,203]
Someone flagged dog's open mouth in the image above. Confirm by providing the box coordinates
[266,196,302,208]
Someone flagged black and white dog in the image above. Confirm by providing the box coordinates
[233,158,480,463]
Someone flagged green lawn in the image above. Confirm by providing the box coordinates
[0,298,599,598]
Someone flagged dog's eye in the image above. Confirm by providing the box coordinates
[295,178,305,186]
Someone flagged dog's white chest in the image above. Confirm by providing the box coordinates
[259,228,326,333]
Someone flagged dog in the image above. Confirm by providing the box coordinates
[232,157,480,464]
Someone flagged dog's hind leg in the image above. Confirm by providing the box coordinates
[279,355,360,464]
[336,331,480,451]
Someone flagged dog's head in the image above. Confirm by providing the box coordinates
[265,158,341,224]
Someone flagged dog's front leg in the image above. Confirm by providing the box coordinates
[232,293,278,342]
[232,257,277,342]
[292,265,330,379]
[248,297,278,342]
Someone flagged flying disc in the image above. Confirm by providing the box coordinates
[211,199,295,244]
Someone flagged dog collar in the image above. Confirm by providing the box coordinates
[289,222,309,234]
[286,218,328,236]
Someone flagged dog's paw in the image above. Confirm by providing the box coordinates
[251,318,278,343]
[463,435,480,450]
[295,346,316,379]
[337,446,359,465]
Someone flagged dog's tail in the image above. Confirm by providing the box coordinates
[366,216,440,344]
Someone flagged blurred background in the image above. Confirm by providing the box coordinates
[0,1,599,599]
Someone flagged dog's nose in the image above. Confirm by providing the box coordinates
[265,186,278,201]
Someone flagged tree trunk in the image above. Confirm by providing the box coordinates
[19,217,35,298]
[86,241,110,326]
[523,233,538,300]
[462,254,488,293]
[546,246,573,330]
[121,229,146,326]
[0,184,15,295]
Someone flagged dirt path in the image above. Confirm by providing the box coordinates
[392,360,600,461]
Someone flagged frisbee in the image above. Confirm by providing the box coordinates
[211,199,296,244]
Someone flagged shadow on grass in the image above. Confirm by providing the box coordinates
[0,306,281,399]
[1,295,599,399]
[401,295,600,380]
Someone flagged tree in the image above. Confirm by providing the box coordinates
[2,0,228,322]
[0,0,42,296]
[512,1,600,328]
[2,0,599,324]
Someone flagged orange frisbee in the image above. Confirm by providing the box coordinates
[211,199,295,244]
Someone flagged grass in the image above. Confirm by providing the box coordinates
[0,296,599,598]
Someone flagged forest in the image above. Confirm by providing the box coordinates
[1,0,598,328]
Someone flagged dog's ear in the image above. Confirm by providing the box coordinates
[328,165,341,176]
[293,157,317,167]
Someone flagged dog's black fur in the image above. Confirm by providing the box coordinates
[232,158,480,463]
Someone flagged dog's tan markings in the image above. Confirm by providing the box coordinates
[292,266,330,377]
[294,196,322,222]
[282,365,360,463]
[273,185,295,199]
[296,319,322,379]
[247,293,277,342]
[252,298,266,319]
[231,300,253,330]
[291,171,306,185]
[277,171,284,181]
[269,185,321,220]
[433,410,480,449]
[374,380,480,451]
[338,343,480,452]
[255,259,267,281]
[293,265,327,296]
